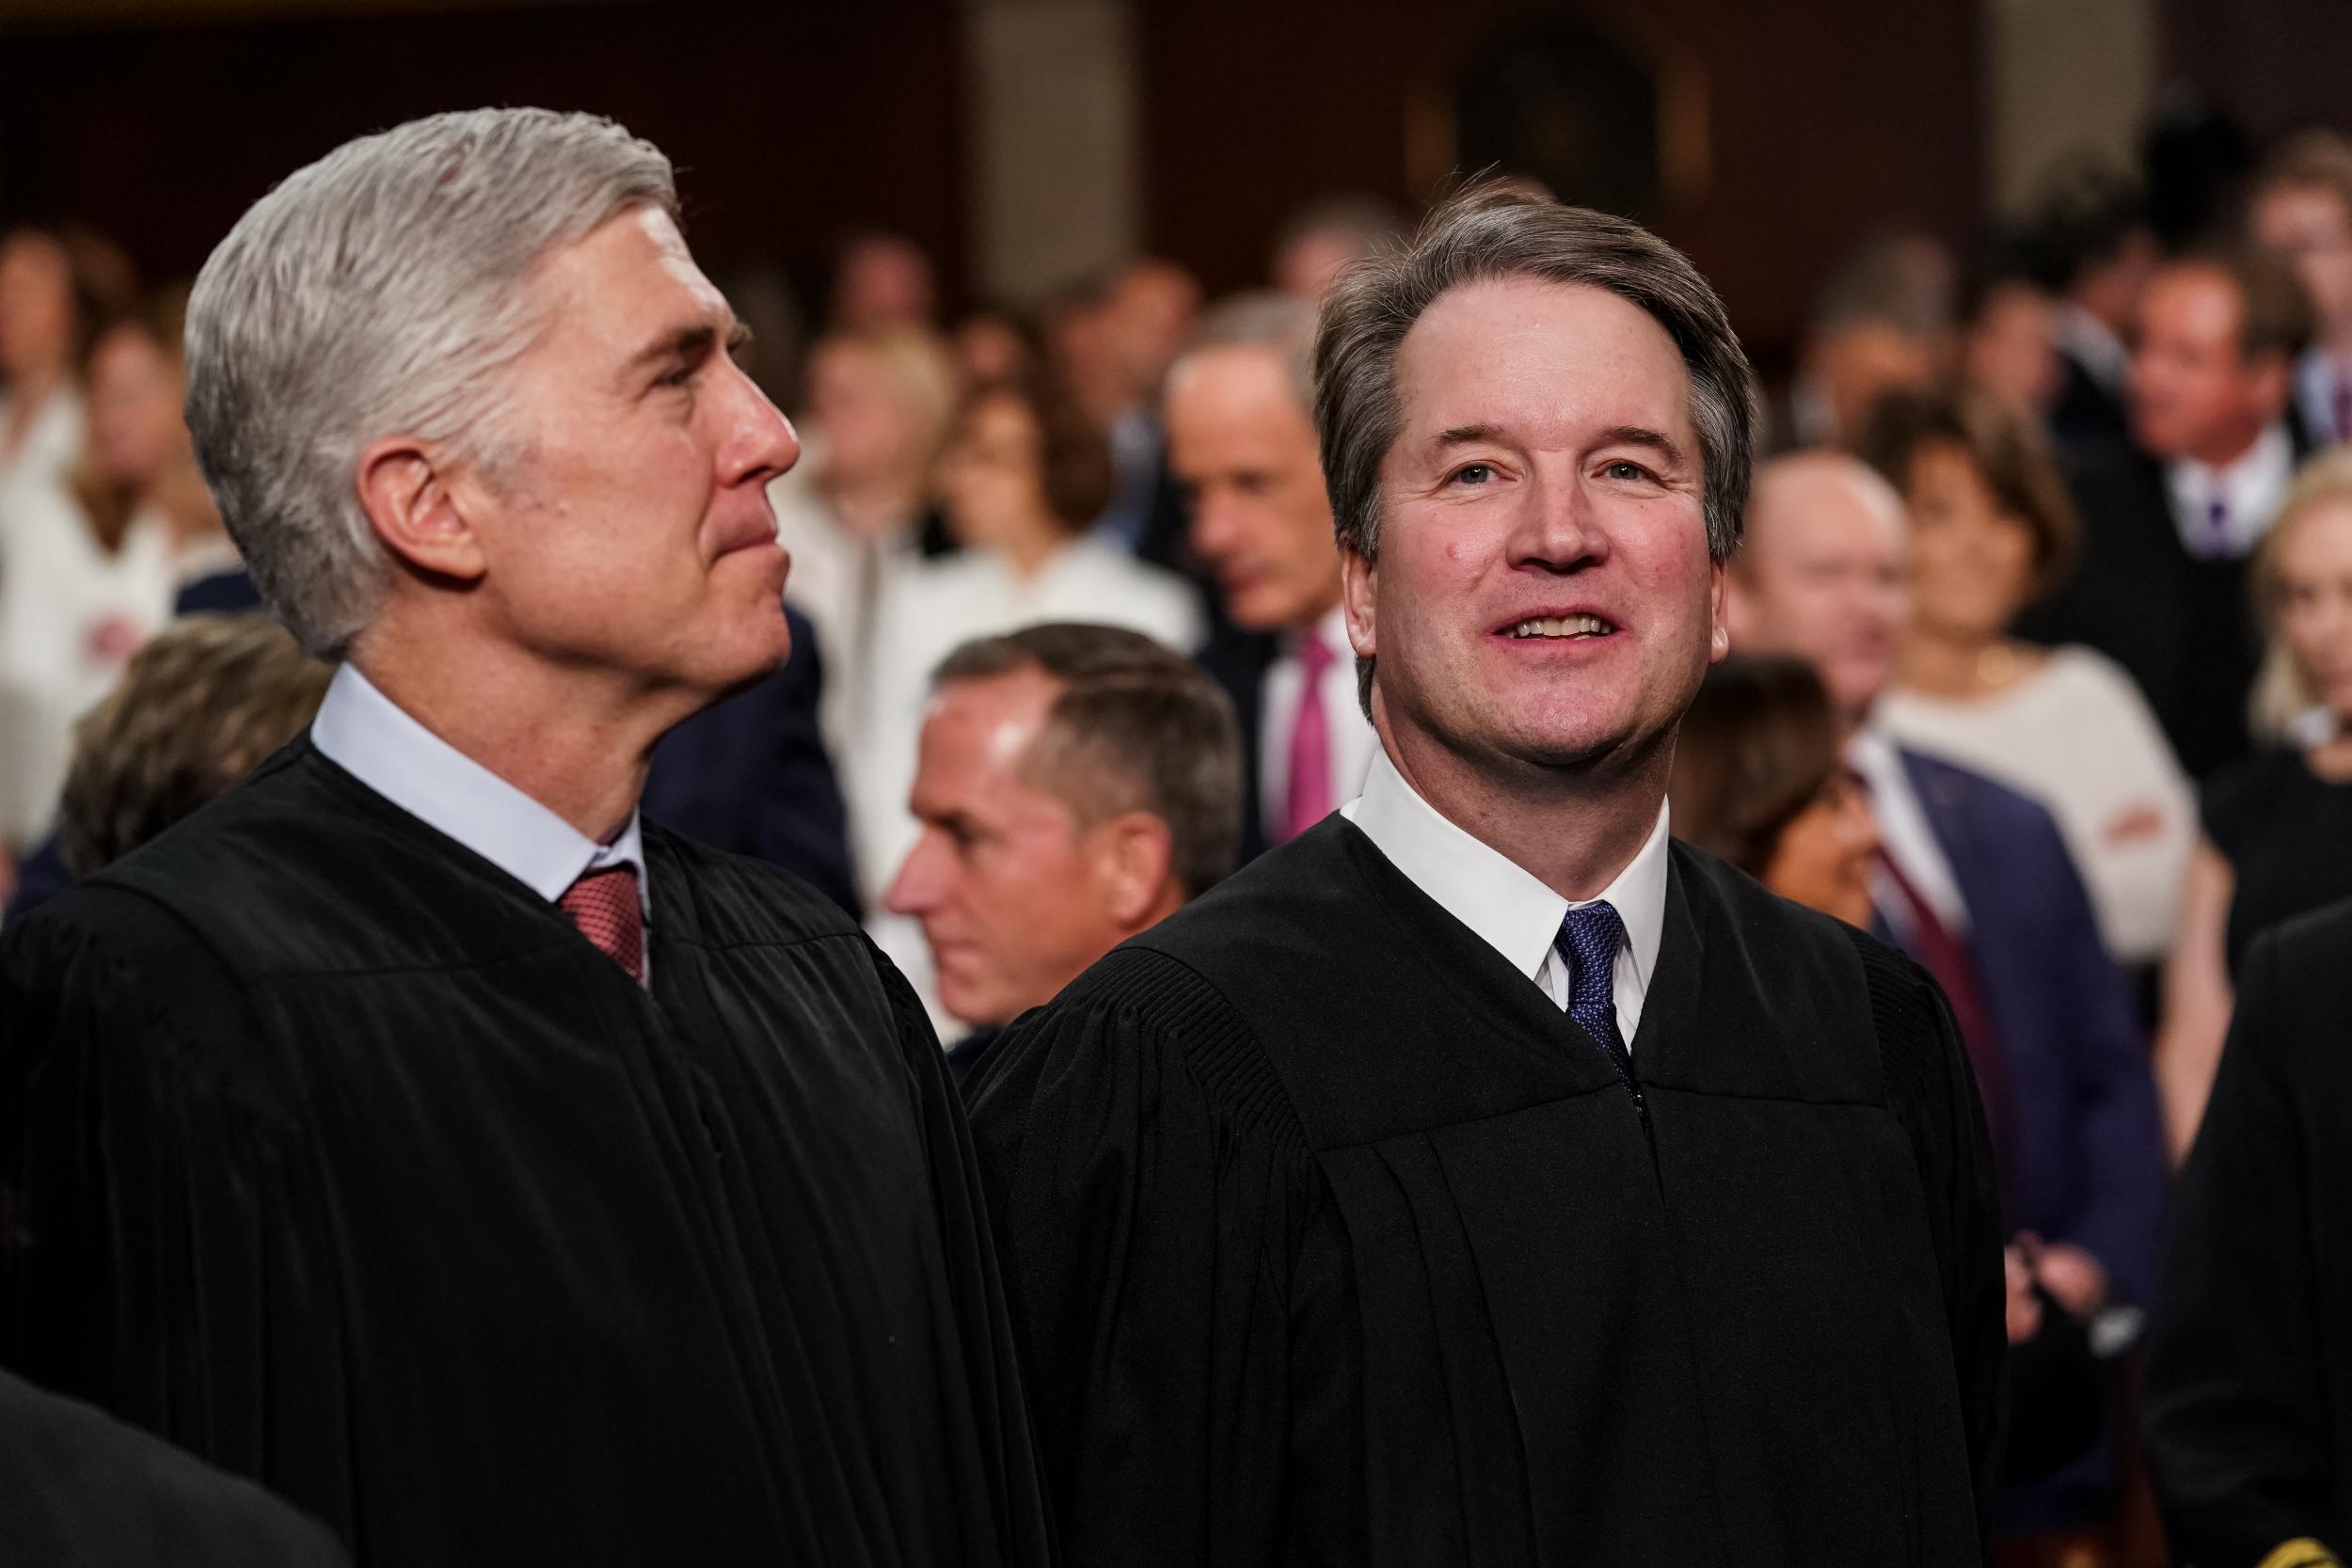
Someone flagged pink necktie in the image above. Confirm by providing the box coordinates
[561,864,644,984]
[1283,633,1336,842]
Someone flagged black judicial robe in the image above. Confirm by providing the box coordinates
[1,1368,351,1566]
[2146,896,2352,1567]
[0,738,1051,1568]
[971,817,2006,1566]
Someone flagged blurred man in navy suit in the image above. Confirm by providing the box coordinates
[1728,450,2164,1543]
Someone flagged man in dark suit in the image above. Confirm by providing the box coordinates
[1730,450,2165,1538]
[1166,292,1375,861]
[2022,166,2162,462]
[640,601,855,914]
[2147,895,2352,1568]
[2018,243,2315,778]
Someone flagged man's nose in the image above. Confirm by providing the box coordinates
[724,369,802,486]
[1510,473,1606,570]
[883,832,946,917]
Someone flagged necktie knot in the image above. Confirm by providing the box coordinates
[1556,899,1625,1011]
[561,864,644,984]
[2205,496,2233,555]
[1553,899,1631,1083]
[1299,631,1336,676]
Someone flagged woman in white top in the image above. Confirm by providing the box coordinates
[856,372,1202,908]
[1861,385,2195,970]
[0,298,222,849]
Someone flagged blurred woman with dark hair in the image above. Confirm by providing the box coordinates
[1669,656,1879,925]
[1860,383,2194,971]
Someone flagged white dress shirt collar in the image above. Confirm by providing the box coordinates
[310,664,651,921]
[1848,721,1969,936]
[1341,745,1669,1035]
[2165,421,2296,559]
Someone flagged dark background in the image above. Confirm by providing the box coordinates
[0,0,2337,365]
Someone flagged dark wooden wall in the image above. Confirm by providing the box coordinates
[0,0,2088,369]
[1136,0,1988,359]
[2163,0,2352,141]
[0,1,968,307]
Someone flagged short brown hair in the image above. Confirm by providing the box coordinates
[58,615,331,875]
[2252,128,2352,228]
[1315,182,1757,567]
[1853,383,2080,596]
[2170,241,2315,364]
[1668,657,1842,878]
[931,623,1242,896]
[955,372,1115,535]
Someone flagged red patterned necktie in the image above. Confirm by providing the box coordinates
[560,864,644,984]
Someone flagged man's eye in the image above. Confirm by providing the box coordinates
[1451,463,1495,485]
[1603,459,1653,483]
[658,363,695,389]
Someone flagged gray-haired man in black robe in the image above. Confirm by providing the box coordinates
[970,186,2006,1565]
[0,109,1049,1568]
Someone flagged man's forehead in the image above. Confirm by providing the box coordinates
[537,205,730,334]
[1390,277,1693,440]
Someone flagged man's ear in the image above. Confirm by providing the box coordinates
[1340,545,1376,662]
[2250,352,2295,426]
[1708,559,1731,662]
[1093,810,1178,929]
[356,436,488,583]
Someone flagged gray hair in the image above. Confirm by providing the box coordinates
[1314,183,1757,569]
[184,108,677,657]
[1182,290,1318,416]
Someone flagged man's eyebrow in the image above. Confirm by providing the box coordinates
[1425,423,1501,453]
[1597,425,1688,466]
[622,314,740,378]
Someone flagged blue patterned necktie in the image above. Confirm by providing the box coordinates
[1554,900,1633,1089]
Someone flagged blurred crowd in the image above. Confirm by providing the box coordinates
[5,107,2352,1567]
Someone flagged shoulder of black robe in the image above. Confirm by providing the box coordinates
[0,1369,351,1568]
[0,739,1051,1568]
[2147,896,2352,1568]
[972,816,2005,1567]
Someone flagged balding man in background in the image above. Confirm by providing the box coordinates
[1729,449,2164,1546]
[884,622,1242,1085]
[1168,292,1377,860]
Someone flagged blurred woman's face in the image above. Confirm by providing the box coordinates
[87,325,185,488]
[2276,498,2352,723]
[0,232,74,385]
[1903,440,2038,645]
[1962,282,2060,418]
[1762,771,1880,927]
[937,392,1050,551]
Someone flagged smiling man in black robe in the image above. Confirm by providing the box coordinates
[969,186,2006,1565]
[0,109,1048,1568]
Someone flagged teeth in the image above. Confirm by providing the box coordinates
[1507,614,1611,639]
